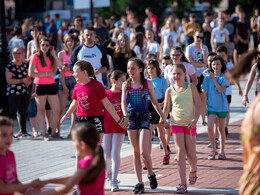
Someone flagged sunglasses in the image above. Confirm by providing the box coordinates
[41,44,50,47]
[196,36,203,39]
[13,52,23,55]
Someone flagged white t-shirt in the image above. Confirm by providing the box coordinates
[186,44,209,77]
[133,45,142,60]
[161,29,180,50]
[226,62,234,95]
[164,62,196,86]
[212,27,229,43]
[144,41,160,62]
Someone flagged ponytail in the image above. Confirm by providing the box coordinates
[79,145,105,185]
[72,123,105,185]
[230,49,259,80]
[74,60,97,80]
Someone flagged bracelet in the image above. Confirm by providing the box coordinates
[117,118,122,123]
[123,115,129,118]
[243,94,247,97]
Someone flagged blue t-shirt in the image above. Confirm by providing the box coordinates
[147,77,168,100]
[202,73,229,112]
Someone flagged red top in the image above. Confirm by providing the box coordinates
[0,150,18,195]
[31,53,55,85]
[73,79,107,117]
[150,14,159,33]
[78,155,105,195]
[104,90,126,134]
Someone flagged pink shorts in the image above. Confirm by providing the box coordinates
[171,126,197,136]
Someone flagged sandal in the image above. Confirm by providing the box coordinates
[208,150,218,160]
[176,184,187,194]
[218,153,226,160]
[189,169,198,185]
[33,131,39,138]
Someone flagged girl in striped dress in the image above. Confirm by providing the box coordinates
[162,63,201,193]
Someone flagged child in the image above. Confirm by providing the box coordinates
[60,60,127,142]
[103,70,126,191]
[58,34,78,138]
[162,63,201,194]
[202,55,229,160]
[146,60,169,164]
[26,122,106,195]
[121,58,168,194]
[161,55,171,77]
[216,46,243,136]
[0,116,39,194]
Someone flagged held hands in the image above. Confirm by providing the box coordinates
[119,117,129,129]
[242,95,249,107]
[159,118,170,129]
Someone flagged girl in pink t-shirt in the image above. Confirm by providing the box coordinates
[57,34,77,138]
[0,116,39,195]
[60,60,127,141]
[28,37,63,141]
[26,123,106,195]
[103,70,126,192]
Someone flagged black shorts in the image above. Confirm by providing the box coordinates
[196,75,204,93]
[77,115,105,133]
[148,99,163,124]
[33,84,57,96]
[227,95,231,104]
[237,42,248,55]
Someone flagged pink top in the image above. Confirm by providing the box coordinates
[61,50,73,77]
[31,53,55,85]
[104,90,126,134]
[72,79,107,117]
[78,155,105,195]
[0,150,18,195]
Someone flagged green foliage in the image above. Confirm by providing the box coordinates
[97,0,168,23]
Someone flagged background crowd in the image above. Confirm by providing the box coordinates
[0,3,260,195]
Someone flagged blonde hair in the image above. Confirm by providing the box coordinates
[114,33,132,59]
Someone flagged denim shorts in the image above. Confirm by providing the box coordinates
[127,112,150,130]
[59,76,77,91]
[27,98,37,118]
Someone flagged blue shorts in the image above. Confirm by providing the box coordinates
[127,112,150,130]
[27,98,37,118]
[59,76,77,91]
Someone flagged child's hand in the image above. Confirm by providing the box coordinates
[120,118,129,129]
[30,179,41,188]
[187,119,196,130]
[209,72,215,80]
[160,119,170,129]
[25,188,40,195]
[60,115,68,124]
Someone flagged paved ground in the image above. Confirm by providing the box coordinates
[11,80,254,194]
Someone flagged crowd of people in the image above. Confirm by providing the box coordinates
[1,4,260,195]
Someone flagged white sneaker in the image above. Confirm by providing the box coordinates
[111,180,119,192]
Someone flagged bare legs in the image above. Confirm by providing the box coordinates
[128,129,153,183]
